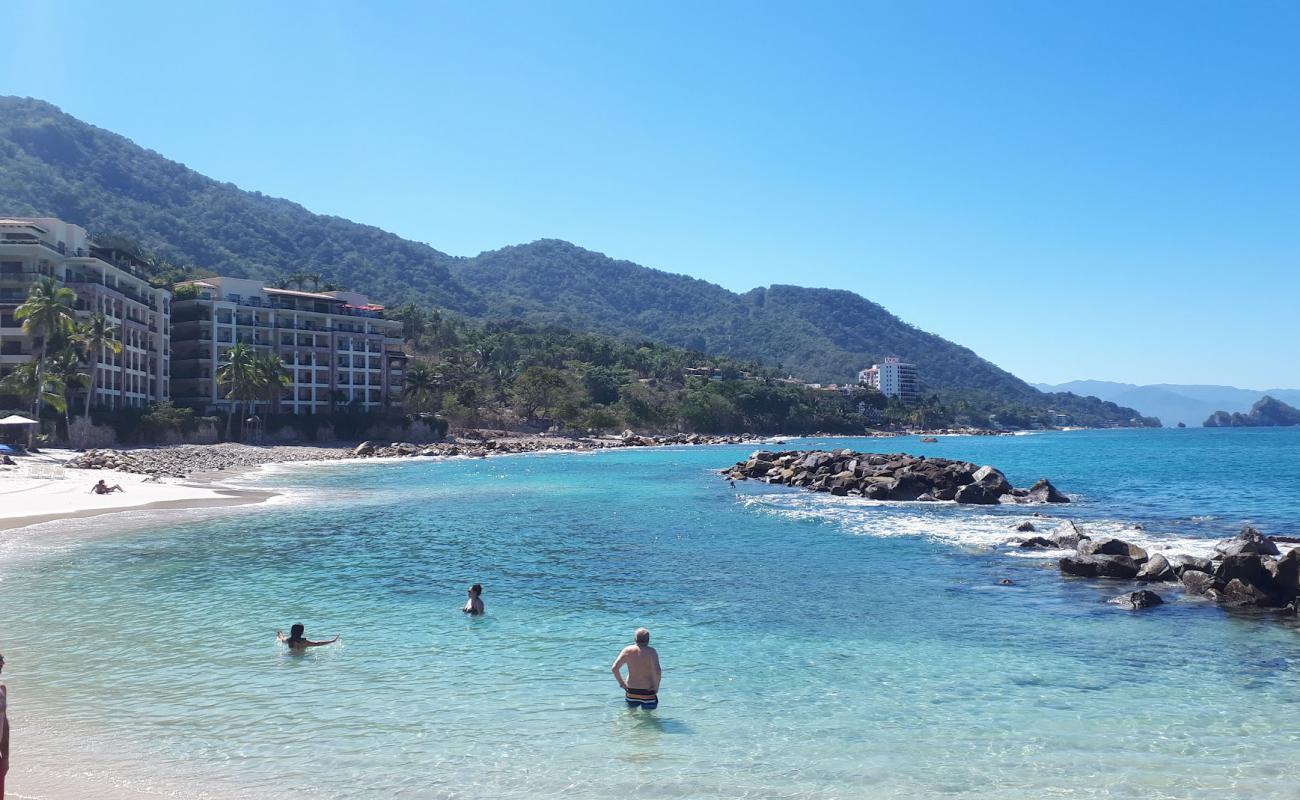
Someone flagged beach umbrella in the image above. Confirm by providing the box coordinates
[0,414,39,426]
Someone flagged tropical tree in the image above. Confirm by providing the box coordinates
[15,276,76,419]
[45,347,89,437]
[0,362,66,414]
[510,366,569,422]
[305,272,322,291]
[0,362,66,445]
[216,343,265,441]
[255,352,293,411]
[72,311,122,418]
[403,362,441,412]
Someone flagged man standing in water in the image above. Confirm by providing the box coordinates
[612,628,661,710]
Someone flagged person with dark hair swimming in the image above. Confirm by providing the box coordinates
[277,623,339,651]
[612,628,661,709]
[463,584,484,615]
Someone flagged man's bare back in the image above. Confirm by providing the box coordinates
[612,628,662,709]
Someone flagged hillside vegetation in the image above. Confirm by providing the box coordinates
[0,96,1151,426]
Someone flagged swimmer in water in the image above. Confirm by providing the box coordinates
[277,623,339,650]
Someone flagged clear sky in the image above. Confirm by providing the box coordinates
[3,1,1298,389]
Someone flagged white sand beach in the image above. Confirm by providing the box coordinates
[0,450,272,531]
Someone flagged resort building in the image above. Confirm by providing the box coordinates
[170,277,406,414]
[858,356,919,400]
[0,217,171,408]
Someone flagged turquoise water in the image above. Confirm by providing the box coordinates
[3,428,1300,798]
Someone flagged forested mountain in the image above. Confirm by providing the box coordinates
[0,96,1149,424]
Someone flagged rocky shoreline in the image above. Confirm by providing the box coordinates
[64,430,767,479]
[722,448,1299,619]
[1051,523,1300,614]
[722,449,1070,504]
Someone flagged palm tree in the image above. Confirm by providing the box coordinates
[72,311,122,418]
[216,343,265,441]
[255,352,293,413]
[291,271,309,291]
[403,362,440,412]
[45,347,89,440]
[305,272,322,291]
[15,276,76,420]
[0,362,66,445]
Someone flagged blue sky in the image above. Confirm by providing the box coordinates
[3,1,1298,388]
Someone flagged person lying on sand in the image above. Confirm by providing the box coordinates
[463,583,484,615]
[277,623,339,651]
[612,627,662,710]
[90,479,125,494]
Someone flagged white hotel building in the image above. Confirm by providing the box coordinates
[0,217,171,408]
[858,356,919,400]
[170,277,406,415]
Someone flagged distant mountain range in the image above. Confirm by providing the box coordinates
[1032,380,1300,427]
[0,95,1149,425]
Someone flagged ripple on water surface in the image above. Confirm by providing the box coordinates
[3,429,1300,799]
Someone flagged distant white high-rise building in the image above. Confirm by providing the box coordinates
[858,356,918,400]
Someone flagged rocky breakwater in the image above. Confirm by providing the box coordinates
[1054,524,1300,614]
[621,431,762,447]
[67,444,354,478]
[721,449,1071,504]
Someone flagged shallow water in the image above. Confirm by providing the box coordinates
[3,428,1300,798]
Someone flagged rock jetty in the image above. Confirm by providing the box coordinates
[721,449,1071,505]
[1054,523,1300,614]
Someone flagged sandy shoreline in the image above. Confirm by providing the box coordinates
[0,457,274,533]
[0,432,779,534]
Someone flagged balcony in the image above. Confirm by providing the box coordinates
[0,236,64,255]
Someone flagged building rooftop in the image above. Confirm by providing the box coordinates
[264,287,346,302]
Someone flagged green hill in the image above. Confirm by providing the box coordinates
[0,96,1152,425]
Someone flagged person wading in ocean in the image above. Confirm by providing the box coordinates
[277,624,339,651]
[612,628,662,710]
[462,583,484,615]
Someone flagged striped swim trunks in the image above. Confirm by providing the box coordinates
[625,686,659,709]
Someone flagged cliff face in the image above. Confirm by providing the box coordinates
[1203,396,1300,427]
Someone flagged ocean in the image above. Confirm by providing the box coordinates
[2,428,1299,798]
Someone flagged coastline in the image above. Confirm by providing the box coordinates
[0,458,276,534]
[4,427,1299,800]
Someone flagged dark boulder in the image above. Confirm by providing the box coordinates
[1111,590,1164,609]
[1180,570,1220,596]
[889,473,935,501]
[1018,536,1059,549]
[1213,526,1281,558]
[1169,555,1214,577]
[1273,548,1300,603]
[954,483,1001,505]
[862,482,892,500]
[1014,520,1037,533]
[1215,553,1273,592]
[971,465,1012,496]
[1078,538,1148,563]
[1136,553,1176,582]
[1025,478,1070,504]
[1220,578,1272,606]
[1059,554,1141,579]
